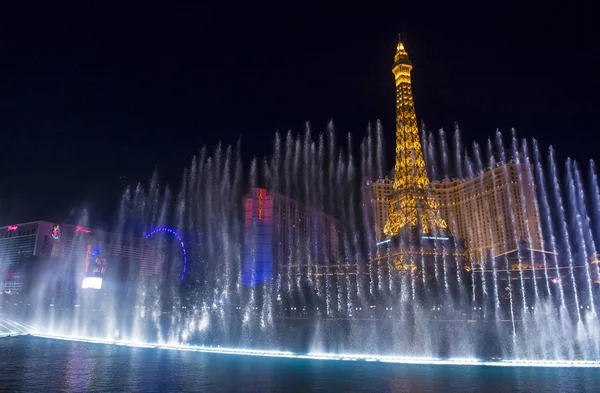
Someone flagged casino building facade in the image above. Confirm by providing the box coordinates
[0,221,163,295]
[243,188,340,286]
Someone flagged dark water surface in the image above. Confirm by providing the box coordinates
[1,337,599,392]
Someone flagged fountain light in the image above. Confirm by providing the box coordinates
[28,334,600,368]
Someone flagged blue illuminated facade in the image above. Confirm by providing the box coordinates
[243,188,340,287]
[243,189,273,286]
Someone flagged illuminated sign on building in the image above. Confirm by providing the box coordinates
[52,225,61,240]
[85,245,91,273]
[76,226,91,234]
[51,224,61,257]
[421,236,450,241]
[258,189,266,220]
[7,225,18,231]
[82,277,102,289]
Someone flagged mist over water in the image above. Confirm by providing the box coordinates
[6,121,600,361]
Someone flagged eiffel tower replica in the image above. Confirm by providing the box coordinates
[378,36,465,275]
[383,36,447,237]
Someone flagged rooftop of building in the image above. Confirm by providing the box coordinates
[364,160,532,190]
[247,188,339,223]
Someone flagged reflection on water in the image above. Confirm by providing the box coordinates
[1,336,599,393]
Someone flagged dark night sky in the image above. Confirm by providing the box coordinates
[0,3,598,225]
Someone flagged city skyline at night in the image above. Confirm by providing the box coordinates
[4,5,600,391]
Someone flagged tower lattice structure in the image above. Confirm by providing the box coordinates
[383,36,447,237]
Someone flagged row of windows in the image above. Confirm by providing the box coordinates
[0,236,36,264]
[0,227,37,238]
[0,280,23,291]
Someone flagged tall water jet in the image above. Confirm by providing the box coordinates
[453,124,463,179]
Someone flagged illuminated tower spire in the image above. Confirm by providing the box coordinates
[384,35,447,236]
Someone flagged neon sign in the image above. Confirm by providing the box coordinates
[85,245,91,273]
[145,227,188,282]
[76,226,91,234]
[258,189,266,220]
[52,225,61,240]
[7,225,18,231]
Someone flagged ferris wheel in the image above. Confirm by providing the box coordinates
[145,227,187,282]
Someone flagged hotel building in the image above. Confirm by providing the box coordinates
[0,221,163,293]
[243,188,340,286]
[363,162,543,262]
[362,176,393,242]
[430,162,542,261]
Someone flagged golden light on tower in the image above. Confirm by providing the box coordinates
[383,35,447,236]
